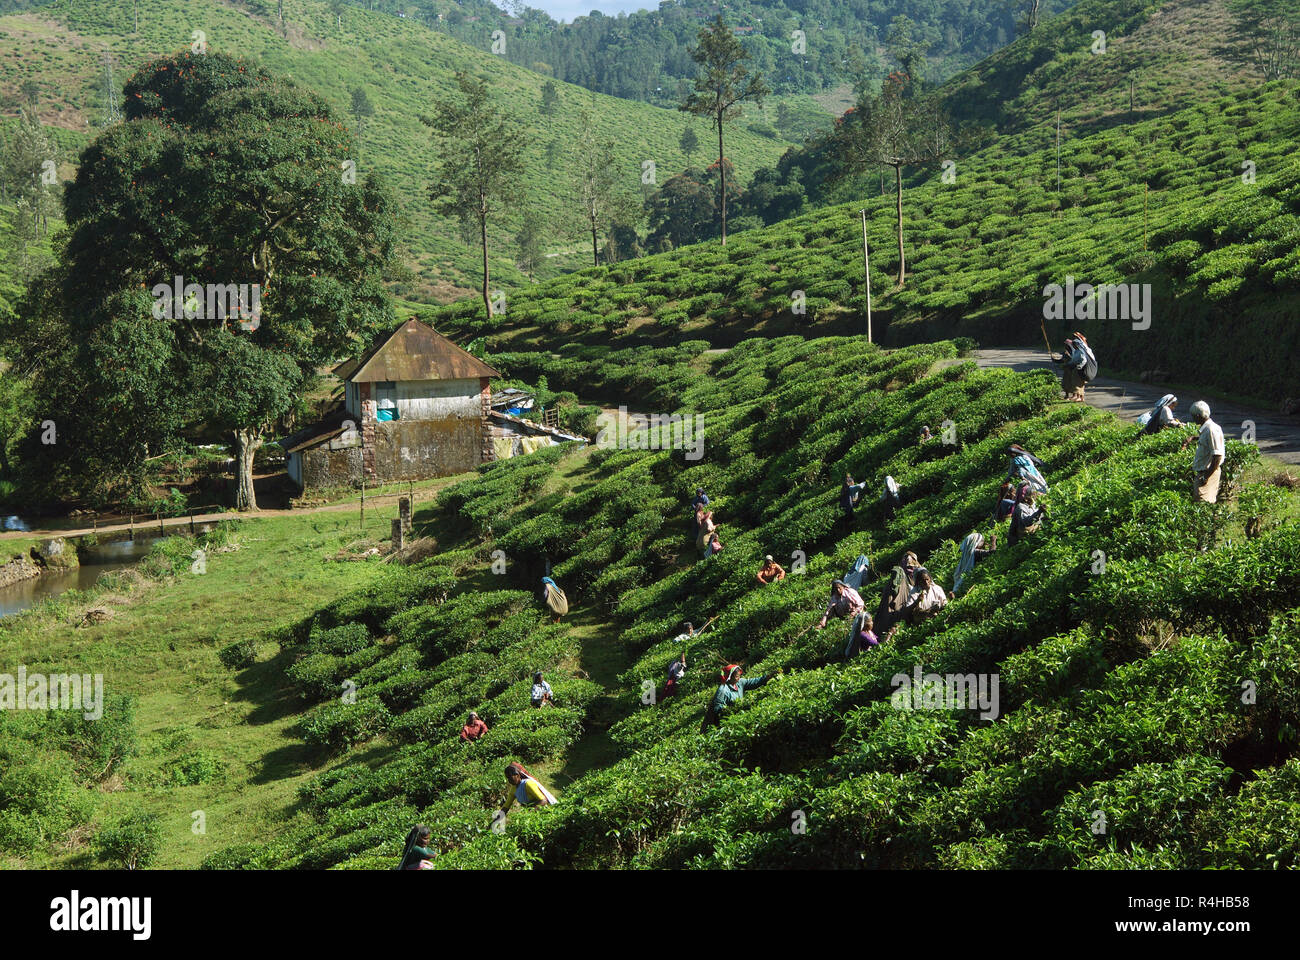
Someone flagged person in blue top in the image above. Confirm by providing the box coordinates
[700,664,779,732]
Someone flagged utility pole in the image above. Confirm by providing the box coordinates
[101,52,121,126]
[1055,100,1061,195]
[860,209,873,344]
[1144,183,1149,251]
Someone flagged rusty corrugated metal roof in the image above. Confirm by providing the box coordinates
[338,318,500,383]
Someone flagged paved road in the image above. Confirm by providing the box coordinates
[976,348,1300,466]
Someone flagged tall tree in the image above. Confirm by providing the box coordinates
[679,123,699,159]
[515,207,545,281]
[540,79,560,115]
[833,74,951,287]
[422,72,525,320]
[570,110,623,266]
[11,51,397,510]
[680,15,768,246]
[886,15,931,86]
[350,85,374,145]
[1225,0,1300,80]
[4,106,58,250]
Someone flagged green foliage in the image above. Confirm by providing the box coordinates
[300,699,393,753]
[0,753,95,854]
[92,810,164,870]
[168,750,223,787]
[212,335,1299,870]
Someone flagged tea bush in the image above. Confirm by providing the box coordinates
[213,336,1299,870]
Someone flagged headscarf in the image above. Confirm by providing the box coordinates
[1009,454,1048,494]
[397,825,432,870]
[1138,393,1176,427]
[1070,333,1095,370]
[953,532,984,594]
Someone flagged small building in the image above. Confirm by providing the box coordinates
[282,319,582,490]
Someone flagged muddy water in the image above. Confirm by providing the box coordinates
[0,535,170,619]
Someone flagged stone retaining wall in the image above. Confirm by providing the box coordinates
[0,554,42,589]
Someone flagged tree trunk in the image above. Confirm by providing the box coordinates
[894,163,906,287]
[234,428,261,511]
[481,211,493,319]
[591,222,599,266]
[717,114,727,246]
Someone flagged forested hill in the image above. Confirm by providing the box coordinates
[0,0,790,298]
[337,0,1081,108]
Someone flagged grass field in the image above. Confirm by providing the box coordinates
[0,509,408,867]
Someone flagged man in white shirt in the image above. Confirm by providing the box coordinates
[530,672,553,708]
[1186,400,1225,503]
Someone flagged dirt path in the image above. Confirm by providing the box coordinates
[552,605,637,789]
[976,348,1300,466]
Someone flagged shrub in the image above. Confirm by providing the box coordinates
[300,700,393,753]
[93,811,164,870]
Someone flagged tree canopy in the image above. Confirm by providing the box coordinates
[10,49,397,508]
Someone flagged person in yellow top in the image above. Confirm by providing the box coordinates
[501,762,557,814]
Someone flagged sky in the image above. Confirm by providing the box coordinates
[517,2,655,23]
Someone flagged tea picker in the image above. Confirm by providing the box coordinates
[541,576,568,622]
[700,662,782,733]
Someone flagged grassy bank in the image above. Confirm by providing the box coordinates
[0,510,404,868]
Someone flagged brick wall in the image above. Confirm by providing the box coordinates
[479,377,494,464]
[359,382,377,480]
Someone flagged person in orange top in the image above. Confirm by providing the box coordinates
[459,712,489,742]
[756,555,786,585]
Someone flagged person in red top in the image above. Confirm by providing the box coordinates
[460,711,489,742]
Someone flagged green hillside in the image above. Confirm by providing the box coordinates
[71,337,1295,870]
[0,0,791,298]
[417,78,1300,408]
[935,0,1258,142]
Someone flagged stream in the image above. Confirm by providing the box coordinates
[0,534,172,619]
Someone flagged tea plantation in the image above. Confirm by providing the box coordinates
[426,77,1300,408]
[206,336,1300,869]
